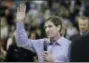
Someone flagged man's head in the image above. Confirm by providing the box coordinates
[44,16,62,39]
[77,16,89,33]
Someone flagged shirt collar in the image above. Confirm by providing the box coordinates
[49,41,60,45]
[56,36,65,46]
[80,31,89,36]
[48,36,64,46]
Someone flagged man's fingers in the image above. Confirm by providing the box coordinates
[44,57,48,61]
[23,4,26,12]
[16,3,26,21]
[17,3,26,12]
[43,55,48,61]
[43,51,48,54]
[17,7,19,13]
[20,3,26,12]
[42,52,48,56]
[42,52,48,61]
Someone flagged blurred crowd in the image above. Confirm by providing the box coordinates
[0,0,89,62]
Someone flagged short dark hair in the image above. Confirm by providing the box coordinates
[76,15,89,23]
[45,16,62,31]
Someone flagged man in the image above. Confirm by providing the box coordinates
[15,4,71,62]
[69,16,89,62]
[70,31,89,62]
[70,16,89,41]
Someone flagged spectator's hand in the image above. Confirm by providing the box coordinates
[16,3,26,22]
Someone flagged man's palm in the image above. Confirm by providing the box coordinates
[16,4,26,21]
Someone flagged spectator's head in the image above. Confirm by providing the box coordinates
[1,17,8,40]
[77,16,89,33]
[44,16,62,40]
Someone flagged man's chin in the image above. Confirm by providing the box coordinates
[47,36,53,38]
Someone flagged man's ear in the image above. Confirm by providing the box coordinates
[57,25,61,31]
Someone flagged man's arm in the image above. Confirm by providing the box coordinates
[15,3,43,52]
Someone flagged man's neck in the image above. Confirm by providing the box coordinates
[50,34,60,42]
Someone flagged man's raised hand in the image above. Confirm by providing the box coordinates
[16,3,26,22]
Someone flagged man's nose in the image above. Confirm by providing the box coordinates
[46,28,49,32]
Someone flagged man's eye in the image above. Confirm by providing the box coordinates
[44,25,53,29]
[48,25,52,28]
[83,24,86,26]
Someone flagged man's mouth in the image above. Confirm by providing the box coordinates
[47,33,52,36]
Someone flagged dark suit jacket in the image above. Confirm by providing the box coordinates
[4,44,37,62]
[70,32,89,62]
[69,33,81,42]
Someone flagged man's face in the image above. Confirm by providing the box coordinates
[44,21,60,38]
[78,18,89,33]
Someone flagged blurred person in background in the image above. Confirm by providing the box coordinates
[0,42,6,62]
[28,25,42,39]
[0,16,8,61]
[6,26,16,50]
[61,19,78,39]
[4,31,37,62]
[0,16,9,51]
[77,16,89,35]
[28,3,39,19]
[70,16,89,61]
[70,15,89,41]
[15,4,71,62]
[0,0,16,39]
[1,0,15,26]
[44,9,51,20]
[60,23,67,37]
